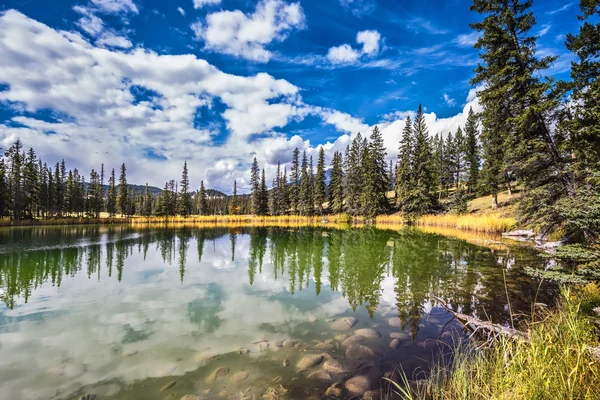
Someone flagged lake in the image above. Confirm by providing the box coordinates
[0,225,555,400]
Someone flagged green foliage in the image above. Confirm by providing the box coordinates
[116,163,128,216]
[464,107,481,194]
[329,151,344,214]
[178,161,192,217]
[314,147,327,214]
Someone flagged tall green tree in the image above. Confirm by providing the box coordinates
[314,147,327,215]
[198,180,208,215]
[299,150,312,216]
[143,183,152,216]
[229,180,240,215]
[5,140,24,219]
[464,107,481,194]
[23,148,39,218]
[396,118,414,209]
[259,169,268,216]
[471,0,567,213]
[290,148,300,214]
[329,151,344,215]
[0,158,7,219]
[117,163,128,216]
[361,126,389,217]
[107,168,117,216]
[344,134,364,216]
[250,157,261,215]
[178,161,192,217]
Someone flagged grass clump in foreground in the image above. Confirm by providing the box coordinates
[390,286,600,400]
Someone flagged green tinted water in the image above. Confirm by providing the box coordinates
[0,226,555,400]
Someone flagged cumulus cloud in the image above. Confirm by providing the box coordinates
[326,29,381,65]
[191,0,305,62]
[91,0,138,14]
[193,0,221,8]
[96,31,133,48]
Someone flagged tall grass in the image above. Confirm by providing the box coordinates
[129,214,354,228]
[377,213,517,233]
[389,287,600,400]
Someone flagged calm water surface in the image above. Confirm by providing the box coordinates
[0,226,556,400]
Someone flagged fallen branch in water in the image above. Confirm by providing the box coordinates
[434,297,529,346]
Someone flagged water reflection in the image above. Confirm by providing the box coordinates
[0,226,556,400]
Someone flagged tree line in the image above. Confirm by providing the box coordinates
[0,0,598,241]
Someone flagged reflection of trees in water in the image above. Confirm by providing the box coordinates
[0,226,556,329]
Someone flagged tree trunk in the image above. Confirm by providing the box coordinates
[491,192,498,209]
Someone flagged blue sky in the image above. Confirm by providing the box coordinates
[0,0,582,192]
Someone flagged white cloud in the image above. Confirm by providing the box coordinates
[74,5,104,36]
[339,0,375,17]
[192,0,305,62]
[538,24,551,37]
[177,7,185,16]
[356,29,380,55]
[326,29,381,65]
[454,31,480,47]
[326,44,361,64]
[96,31,133,48]
[443,93,456,107]
[546,2,573,15]
[91,0,138,14]
[193,0,222,8]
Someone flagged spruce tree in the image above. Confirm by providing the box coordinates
[198,180,208,215]
[366,125,389,215]
[329,151,344,214]
[290,148,300,214]
[143,183,152,216]
[5,140,24,219]
[250,157,260,215]
[280,167,289,214]
[0,158,7,219]
[471,0,567,212]
[453,126,465,190]
[395,118,413,208]
[299,150,311,216]
[23,148,39,218]
[107,168,117,216]
[403,105,437,216]
[117,163,128,217]
[344,134,364,216]
[259,169,268,215]
[178,161,192,217]
[314,147,326,215]
[464,107,481,194]
[229,180,240,215]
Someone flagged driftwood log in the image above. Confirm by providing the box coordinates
[435,297,600,361]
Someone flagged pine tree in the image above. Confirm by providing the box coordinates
[107,168,117,216]
[344,134,363,216]
[471,0,567,211]
[329,151,344,214]
[314,147,326,215]
[0,158,7,219]
[444,131,456,193]
[198,180,208,215]
[5,140,24,219]
[464,107,481,194]
[395,118,413,208]
[299,150,311,216]
[453,126,465,190]
[23,148,39,218]
[178,161,192,217]
[403,105,437,216]
[280,167,289,214]
[432,133,445,199]
[259,169,268,215]
[229,180,240,215]
[290,148,300,214]
[117,163,128,216]
[388,159,395,192]
[143,183,152,216]
[88,169,103,217]
[250,157,261,215]
[365,126,389,215]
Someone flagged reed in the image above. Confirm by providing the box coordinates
[387,286,600,400]
[376,213,517,233]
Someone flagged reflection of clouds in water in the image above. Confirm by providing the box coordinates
[0,233,349,400]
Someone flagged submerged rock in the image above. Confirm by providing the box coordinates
[364,388,382,399]
[282,359,290,367]
[354,328,381,340]
[388,318,402,327]
[314,342,335,351]
[389,339,400,349]
[389,332,410,340]
[334,334,349,341]
[331,317,359,330]
[341,335,365,347]
[344,375,371,395]
[307,370,332,381]
[157,364,177,377]
[195,351,221,363]
[206,367,230,383]
[322,358,346,373]
[324,386,342,398]
[346,344,377,360]
[180,396,203,400]
[79,395,96,400]
[297,354,324,370]
[274,340,284,348]
[282,340,295,348]
[258,342,269,352]
[230,371,249,383]
[160,381,176,392]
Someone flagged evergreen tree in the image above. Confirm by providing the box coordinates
[388,159,395,192]
[364,125,389,215]
[143,183,152,216]
[290,148,300,214]
[259,169,268,215]
[0,158,7,219]
[329,151,344,214]
[402,105,437,216]
[444,131,456,193]
[432,133,445,199]
[280,166,289,214]
[117,163,128,216]
[471,0,566,211]
[314,147,327,215]
[464,107,481,194]
[229,180,240,215]
[198,180,208,215]
[107,168,117,217]
[5,140,24,219]
[396,118,413,208]
[88,169,103,217]
[23,148,39,218]
[250,157,261,215]
[178,161,192,217]
[299,150,311,215]
[453,126,465,190]
[344,134,364,216]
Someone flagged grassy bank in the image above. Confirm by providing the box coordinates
[391,285,600,400]
[0,216,127,227]
[375,212,517,234]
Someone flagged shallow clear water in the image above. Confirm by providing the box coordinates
[0,225,555,400]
